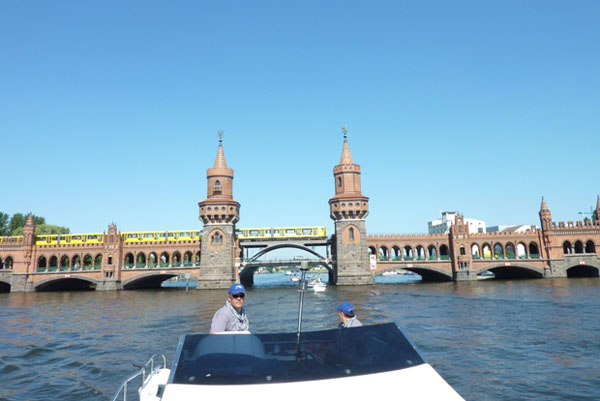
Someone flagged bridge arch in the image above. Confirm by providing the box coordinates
[34,275,99,291]
[121,272,192,289]
[473,263,544,279]
[403,264,452,281]
[0,277,10,292]
[566,263,599,278]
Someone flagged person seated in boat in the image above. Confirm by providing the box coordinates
[210,284,250,333]
[335,301,362,328]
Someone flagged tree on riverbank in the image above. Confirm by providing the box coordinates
[0,212,69,236]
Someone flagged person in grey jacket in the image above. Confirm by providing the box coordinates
[335,301,362,328]
[210,283,250,333]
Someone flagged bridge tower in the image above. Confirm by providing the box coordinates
[538,196,553,263]
[198,131,241,289]
[11,214,36,292]
[329,127,373,285]
[449,214,475,281]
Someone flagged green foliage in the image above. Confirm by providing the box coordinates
[0,212,9,236]
[12,224,70,236]
[0,211,63,236]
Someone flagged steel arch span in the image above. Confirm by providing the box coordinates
[246,243,327,262]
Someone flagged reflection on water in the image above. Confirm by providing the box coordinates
[0,276,599,401]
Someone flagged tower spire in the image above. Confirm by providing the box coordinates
[339,126,354,165]
[213,130,228,169]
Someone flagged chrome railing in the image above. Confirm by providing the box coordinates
[111,354,167,401]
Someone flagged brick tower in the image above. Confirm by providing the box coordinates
[11,214,36,292]
[329,127,373,285]
[198,131,240,289]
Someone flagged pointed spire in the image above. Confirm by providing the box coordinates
[213,130,228,169]
[25,214,34,226]
[540,196,549,211]
[596,195,600,212]
[339,126,354,165]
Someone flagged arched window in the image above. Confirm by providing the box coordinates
[439,245,449,260]
[563,241,573,255]
[160,252,170,267]
[37,256,47,272]
[83,255,93,270]
[585,240,596,254]
[211,232,223,245]
[393,246,402,260]
[379,247,388,261]
[184,251,193,266]
[137,253,146,268]
[214,180,222,193]
[404,246,414,260]
[416,246,426,260]
[494,243,504,259]
[482,244,492,259]
[125,253,134,268]
[349,227,354,242]
[337,177,342,187]
[94,254,102,269]
[172,252,181,267]
[471,244,480,259]
[574,241,584,254]
[460,246,466,256]
[149,253,157,268]
[60,256,69,271]
[368,246,376,255]
[529,242,540,258]
[4,257,13,269]
[517,243,527,259]
[506,243,516,259]
[428,245,438,260]
[195,251,201,266]
[72,255,81,270]
[49,256,58,271]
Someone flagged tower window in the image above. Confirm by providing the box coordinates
[337,177,342,187]
[349,227,354,241]
[211,232,223,245]
[214,180,222,193]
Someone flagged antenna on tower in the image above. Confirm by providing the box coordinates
[342,126,348,140]
[218,130,224,143]
[578,206,593,219]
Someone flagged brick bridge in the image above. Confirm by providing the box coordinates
[1,132,599,292]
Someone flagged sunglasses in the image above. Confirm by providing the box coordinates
[231,293,245,299]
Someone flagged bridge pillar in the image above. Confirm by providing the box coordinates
[198,224,237,289]
[10,273,34,292]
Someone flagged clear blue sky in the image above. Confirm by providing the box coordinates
[1,1,599,236]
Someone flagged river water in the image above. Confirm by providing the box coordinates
[1,274,599,401]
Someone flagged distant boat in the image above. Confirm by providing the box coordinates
[290,274,299,282]
[382,270,398,276]
[312,282,327,292]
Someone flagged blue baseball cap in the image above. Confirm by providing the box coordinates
[335,301,355,315]
[229,283,246,295]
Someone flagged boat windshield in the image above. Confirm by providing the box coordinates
[169,322,425,385]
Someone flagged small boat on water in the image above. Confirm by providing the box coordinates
[290,274,299,282]
[382,270,398,276]
[312,282,326,292]
[112,323,465,401]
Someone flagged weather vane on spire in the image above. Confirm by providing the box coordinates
[218,130,224,143]
[342,126,348,140]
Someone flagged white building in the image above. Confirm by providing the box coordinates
[486,225,537,233]
[428,211,486,234]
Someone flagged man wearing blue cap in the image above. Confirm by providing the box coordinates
[335,301,362,328]
[210,283,250,333]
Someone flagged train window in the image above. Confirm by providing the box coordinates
[250,230,259,236]
[180,232,190,237]
[302,229,312,235]
[286,229,295,235]
[144,233,154,238]
[128,234,137,238]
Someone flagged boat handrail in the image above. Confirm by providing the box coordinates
[110,354,167,401]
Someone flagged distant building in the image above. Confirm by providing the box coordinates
[486,224,537,233]
[428,211,486,234]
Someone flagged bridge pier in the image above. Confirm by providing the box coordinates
[9,274,34,292]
